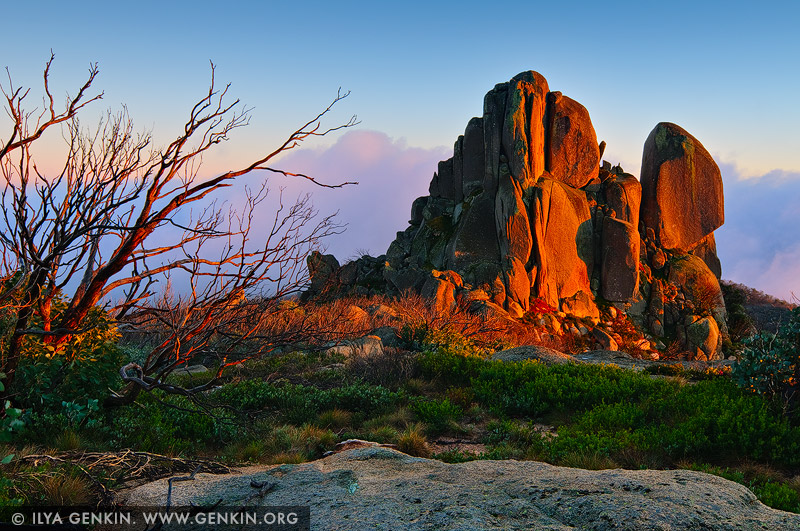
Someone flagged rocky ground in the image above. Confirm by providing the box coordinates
[122,445,800,530]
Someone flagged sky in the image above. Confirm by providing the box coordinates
[2,0,799,301]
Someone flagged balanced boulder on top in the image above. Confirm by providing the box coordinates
[640,122,724,252]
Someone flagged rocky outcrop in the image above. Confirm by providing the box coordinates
[124,447,800,530]
[306,70,728,358]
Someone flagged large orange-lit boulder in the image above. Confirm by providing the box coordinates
[503,256,530,313]
[495,163,533,265]
[546,92,600,189]
[640,122,724,251]
[529,176,594,309]
[690,233,722,279]
[421,275,456,314]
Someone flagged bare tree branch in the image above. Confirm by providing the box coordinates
[0,56,357,399]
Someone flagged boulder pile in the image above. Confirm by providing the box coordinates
[306,71,727,360]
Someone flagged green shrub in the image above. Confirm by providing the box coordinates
[212,380,403,425]
[753,481,800,513]
[418,350,487,386]
[734,308,800,411]
[0,374,23,446]
[106,392,239,454]
[421,350,800,469]
[410,397,462,435]
[467,357,671,417]
[10,300,126,411]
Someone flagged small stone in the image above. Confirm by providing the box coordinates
[592,328,619,351]
[652,248,667,270]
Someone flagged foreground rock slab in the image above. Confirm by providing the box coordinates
[123,447,799,530]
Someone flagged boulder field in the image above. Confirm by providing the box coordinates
[305,70,728,360]
[123,446,800,530]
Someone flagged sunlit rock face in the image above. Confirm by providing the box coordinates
[307,71,728,359]
[640,122,724,253]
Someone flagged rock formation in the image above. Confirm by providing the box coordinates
[124,446,800,530]
[306,70,728,359]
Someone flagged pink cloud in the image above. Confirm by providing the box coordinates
[271,130,450,261]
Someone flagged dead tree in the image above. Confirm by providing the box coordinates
[0,54,357,401]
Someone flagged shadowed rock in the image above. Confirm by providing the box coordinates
[432,158,454,200]
[453,135,464,204]
[462,117,485,198]
[686,315,722,361]
[448,192,501,272]
[601,216,640,302]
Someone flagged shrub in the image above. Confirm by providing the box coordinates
[8,299,125,411]
[733,307,800,413]
[346,347,419,388]
[0,374,23,446]
[410,397,462,436]
[397,424,431,457]
[107,392,239,454]
[753,481,800,513]
[212,380,403,425]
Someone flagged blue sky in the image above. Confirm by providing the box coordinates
[3,1,799,299]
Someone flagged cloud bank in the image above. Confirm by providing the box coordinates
[715,164,800,302]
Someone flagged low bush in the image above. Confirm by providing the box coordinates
[212,380,403,425]
[410,397,463,436]
[396,424,431,457]
[6,298,125,412]
[421,350,800,470]
[734,307,800,414]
